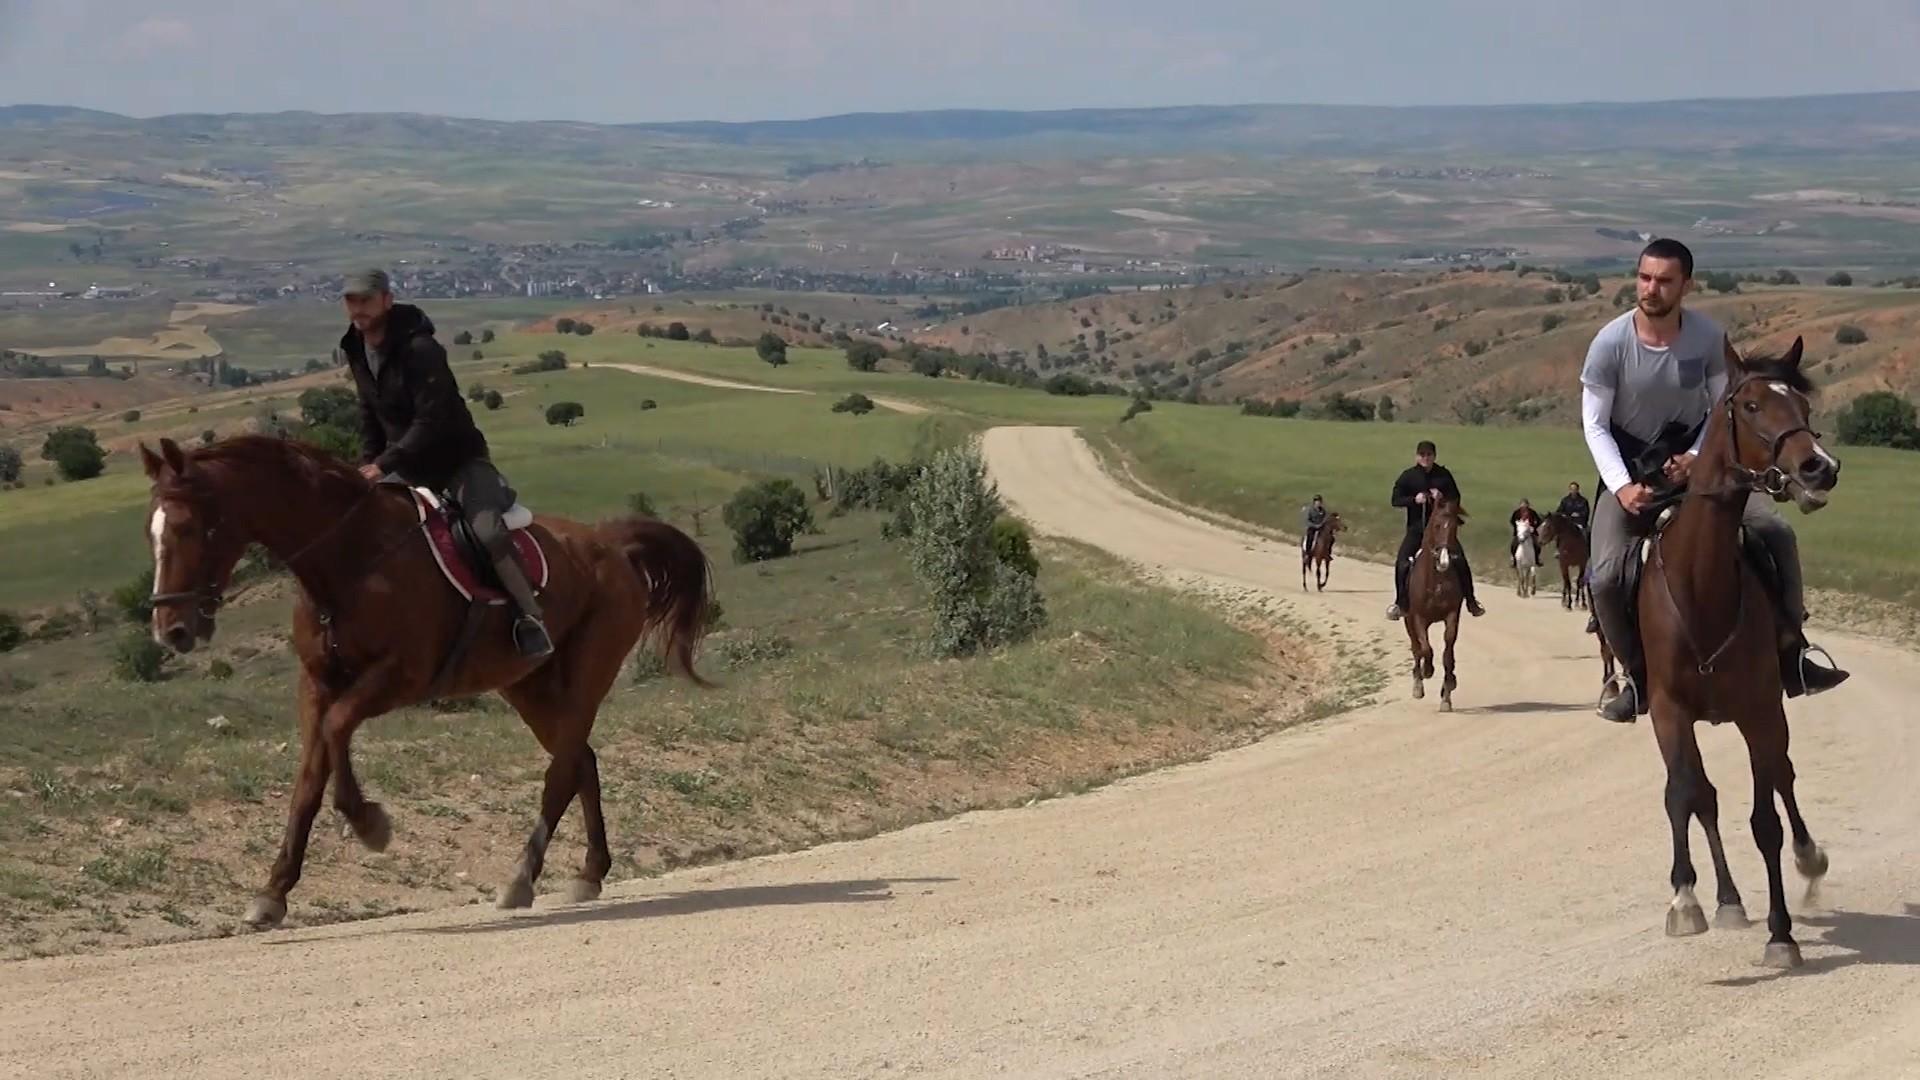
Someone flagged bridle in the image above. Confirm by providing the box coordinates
[1652,371,1821,674]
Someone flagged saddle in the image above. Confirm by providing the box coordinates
[409,488,549,606]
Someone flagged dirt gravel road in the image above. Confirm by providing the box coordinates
[4,425,1917,1080]
[590,362,931,414]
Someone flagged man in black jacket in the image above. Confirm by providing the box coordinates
[1386,439,1485,621]
[1555,482,1591,535]
[337,269,553,658]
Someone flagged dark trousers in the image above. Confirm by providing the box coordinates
[1394,528,1477,608]
[448,458,543,621]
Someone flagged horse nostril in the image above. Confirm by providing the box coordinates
[163,624,195,653]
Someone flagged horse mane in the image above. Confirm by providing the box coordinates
[186,434,370,502]
[1734,353,1817,396]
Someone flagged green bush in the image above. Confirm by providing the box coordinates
[900,445,1046,656]
[756,332,789,367]
[0,610,24,653]
[1834,391,1920,450]
[1835,324,1868,345]
[0,444,21,484]
[723,478,814,562]
[122,409,141,423]
[110,572,154,624]
[545,401,585,426]
[208,659,234,681]
[990,518,1040,577]
[714,628,794,669]
[41,425,105,481]
[845,341,887,371]
[482,389,504,410]
[832,392,875,416]
[626,491,659,517]
[1121,398,1153,422]
[112,629,166,682]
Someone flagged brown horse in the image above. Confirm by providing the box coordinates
[1634,338,1837,969]
[1536,511,1590,610]
[138,435,713,929]
[1402,496,1466,710]
[1301,512,1344,592]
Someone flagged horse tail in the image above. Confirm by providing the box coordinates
[608,517,715,688]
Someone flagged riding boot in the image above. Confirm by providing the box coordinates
[489,548,554,658]
[1454,550,1485,617]
[1592,589,1642,723]
[1779,625,1849,699]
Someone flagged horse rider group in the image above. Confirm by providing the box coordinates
[1305,237,1848,724]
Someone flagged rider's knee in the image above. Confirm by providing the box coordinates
[468,508,506,547]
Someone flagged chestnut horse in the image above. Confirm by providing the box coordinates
[138,435,712,929]
[1536,511,1590,610]
[1634,338,1837,969]
[1301,512,1344,592]
[1401,496,1466,710]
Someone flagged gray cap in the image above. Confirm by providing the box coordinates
[342,268,391,296]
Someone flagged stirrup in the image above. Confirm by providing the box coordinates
[1599,675,1639,723]
[1788,642,1847,698]
[513,615,554,658]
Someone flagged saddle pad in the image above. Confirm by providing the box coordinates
[410,489,549,606]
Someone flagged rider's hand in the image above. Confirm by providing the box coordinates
[1414,491,1429,505]
[358,463,383,480]
[1663,452,1696,486]
[1617,482,1653,514]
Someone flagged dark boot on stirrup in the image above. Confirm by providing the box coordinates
[1600,680,1639,723]
[1780,629,1848,699]
[491,552,554,659]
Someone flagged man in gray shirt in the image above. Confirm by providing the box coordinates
[1582,238,1846,723]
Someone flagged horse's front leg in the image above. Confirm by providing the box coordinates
[1440,609,1460,711]
[248,671,331,929]
[1405,615,1428,698]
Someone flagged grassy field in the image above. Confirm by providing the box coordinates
[0,337,1328,958]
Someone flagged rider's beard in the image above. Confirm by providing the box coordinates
[1637,294,1676,319]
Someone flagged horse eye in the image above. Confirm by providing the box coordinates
[1743,401,1760,413]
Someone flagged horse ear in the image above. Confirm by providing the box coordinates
[1783,335,1805,369]
[1723,336,1753,375]
[138,442,166,479]
[159,437,188,476]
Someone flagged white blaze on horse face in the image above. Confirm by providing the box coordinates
[149,507,167,593]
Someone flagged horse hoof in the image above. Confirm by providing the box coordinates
[1666,902,1709,937]
[1714,903,1750,930]
[353,803,393,853]
[1761,941,1804,969]
[1794,842,1829,880]
[562,877,602,905]
[496,878,536,910]
[244,895,287,930]
[1412,682,1425,699]
[1439,699,1453,713]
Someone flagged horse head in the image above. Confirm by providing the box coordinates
[1327,512,1345,534]
[1719,337,1839,513]
[139,437,249,653]
[1423,495,1466,552]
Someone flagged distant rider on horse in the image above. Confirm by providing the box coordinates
[1386,439,1485,621]
[336,268,554,658]
[1555,481,1591,535]
[1508,498,1541,567]
[1301,494,1328,555]
[1581,238,1846,723]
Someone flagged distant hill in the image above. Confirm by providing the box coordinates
[910,267,1920,425]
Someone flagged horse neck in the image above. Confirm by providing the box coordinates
[207,452,389,598]
[1663,411,1749,600]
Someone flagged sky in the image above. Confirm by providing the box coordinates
[2,0,1917,124]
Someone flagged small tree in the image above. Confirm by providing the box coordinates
[1376,395,1398,422]
[0,444,21,484]
[723,478,814,562]
[626,491,659,517]
[756,332,789,367]
[832,393,875,416]
[545,402,585,426]
[1773,269,1801,286]
[573,321,595,336]
[1834,391,1920,449]
[122,409,141,423]
[1835,324,1869,345]
[41,426,105,481]
[1121,397,1153,422]
[453,330,473,346]
[693,328,717,344]
[555,317,577,334]
[480,328,496,344]
[482,389,504,410]
[298,386,359,430]
[845,341,886,371]
[667,322,690,341]
[1541,313,1566,332]
[1826,271,1854,287]
[899,445,1046,656]
[0,609,23,653]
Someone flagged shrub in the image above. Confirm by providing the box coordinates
[990,518,1040,578]
[1541,313,1566,332]
[482,389,504,410]
[555,318,577,334]
[693,328,717,344]
[714,629,794,669]
[899,445,1046,656]
[41,425,105,481]
[0,610,24,653]
[208,659,234,681]
[1121,398,1153,422]
[626,491,658,517]
[110,572,155,624]
[723,478,814,562]
[1835,324,1868,345]
[112,629,166,683]
[640,399,658,410]
[453,330,473,346]
[845,341,886,371]
[756,332,789,366]
[1827,271,1853,287]
[481,328,495,344]
[200,429,217,446]
[545,401,585,426]
[1376,395,1398,422]
[572,321,595,336]
[833,458,925,517]
[122,409,141,423]
[667,322,690,341]
[514,351,568,375]
[832,392,875,416]
[1834,391,1920,449]
[0,444,21,484]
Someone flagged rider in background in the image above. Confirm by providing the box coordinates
[1556,482,1591,535]
[1386,439,1485,621]
[1508,498,1541,567]
[1580,238,1845,722]
[337,268,555,658]
[1301,494,1328,556]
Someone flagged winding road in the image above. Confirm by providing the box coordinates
[3,426,1916,1079]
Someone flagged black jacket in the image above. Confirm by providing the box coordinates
[1556,492,1591,525]
[1390,463,1461,533]
[336,303,488,488]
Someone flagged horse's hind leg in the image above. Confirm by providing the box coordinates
[1746,717,1804,968]
[1653,709,1710,937]
[564,745,613,904]
[1776,750,1827,890]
